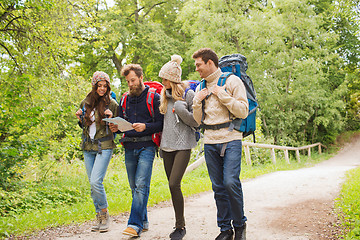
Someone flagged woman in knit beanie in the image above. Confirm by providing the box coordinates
[158,55,199,240]
[75,71,118,233]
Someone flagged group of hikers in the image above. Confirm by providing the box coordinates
[75,48,249,240]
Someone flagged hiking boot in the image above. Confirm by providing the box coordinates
[215,229,234,240]
[169,227,186,240]
[234,223,246,240]
[91,212,101,231]
[98,211,110,232]
[123,227,139,237]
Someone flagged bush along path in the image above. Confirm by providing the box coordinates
[22,137,360,240]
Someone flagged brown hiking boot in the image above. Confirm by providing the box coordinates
[123,226,139,237]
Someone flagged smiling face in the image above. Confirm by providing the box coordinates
[126,70,144,97]
[96,80,108,97]
[161,78,171,89]
[194,57,213,79]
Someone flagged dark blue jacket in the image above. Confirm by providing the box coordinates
[118,86,163,149]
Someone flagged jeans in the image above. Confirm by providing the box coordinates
[83,149,113,213]
[204,140,247,231]
[125,146,156,234]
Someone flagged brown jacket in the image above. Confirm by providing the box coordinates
[79,97,119,151]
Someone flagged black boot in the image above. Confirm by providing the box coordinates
[215,229,233,240]
[234,223,246,240]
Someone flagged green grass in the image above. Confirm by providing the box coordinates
[0,147,333,238]
[335,166,360,239]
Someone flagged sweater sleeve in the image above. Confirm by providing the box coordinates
[192,85,203,125]
[217,75,249,119]
[174,89,199,128]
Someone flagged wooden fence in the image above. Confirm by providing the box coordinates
[185,142,326,174]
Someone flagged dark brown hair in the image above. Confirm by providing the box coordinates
[84,82,111,126]
[192,48,219,68]
[121,64,143,78]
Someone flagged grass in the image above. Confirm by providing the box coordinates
[1,146,333,239]
[335,166,360,239]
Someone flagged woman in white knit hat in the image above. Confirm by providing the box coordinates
[159,55,199,240]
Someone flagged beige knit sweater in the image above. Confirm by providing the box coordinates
[192,68,249,144]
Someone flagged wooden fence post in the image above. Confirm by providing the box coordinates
[284,149,290,164]
[318,144,322,154]
[244,145,251,165]
[271,148,276,164]
[296,150,300,162]
[308,147,311,159]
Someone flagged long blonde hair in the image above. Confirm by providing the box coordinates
[159,81,186,114]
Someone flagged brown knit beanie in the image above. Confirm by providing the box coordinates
[159,55,183,83]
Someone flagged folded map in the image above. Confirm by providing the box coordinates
[102,117,134,132]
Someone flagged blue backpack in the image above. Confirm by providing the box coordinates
[199,54,258,141]
[183,81,202,142]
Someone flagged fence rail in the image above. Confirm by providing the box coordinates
[185,142,326,174]
[242,142,326,165]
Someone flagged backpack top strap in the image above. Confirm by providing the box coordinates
[147,88,156,121]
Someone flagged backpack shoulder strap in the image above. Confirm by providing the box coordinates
[120,92,128,119]
[147,88,156,120]
[199,79,206,90]
[80,104,86,129]
[217,72,233,87]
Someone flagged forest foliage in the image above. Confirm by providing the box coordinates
[0,0,359,193]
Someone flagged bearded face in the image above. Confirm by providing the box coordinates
[129,79,143,97]
[125,70,144,97]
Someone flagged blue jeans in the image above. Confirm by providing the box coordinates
[125,146,156,234]
[83,149,113,213]
[204,140,247,231]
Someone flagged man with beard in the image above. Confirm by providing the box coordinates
[110,64,163,237]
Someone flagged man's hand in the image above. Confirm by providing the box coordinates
[104,109,113,118]
[133,123,146,132]
[195,88,209,101]
[211,84,226,96]
[109,123,119,132]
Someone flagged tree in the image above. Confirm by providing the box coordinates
[0,0,87,189]
[177,0,348,145]
[70,0,190,93]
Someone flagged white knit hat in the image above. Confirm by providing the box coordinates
[159,55,183,83]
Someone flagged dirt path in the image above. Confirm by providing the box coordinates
[40,138,360,240]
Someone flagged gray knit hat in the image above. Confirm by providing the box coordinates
[159,55,183,83]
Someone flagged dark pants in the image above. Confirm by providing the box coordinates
[204,140,247,231]
[162,149,191,228]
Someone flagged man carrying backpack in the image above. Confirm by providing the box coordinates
[192,48,249,240]
[109,64,163,237]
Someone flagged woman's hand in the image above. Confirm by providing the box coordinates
[104,109,113,118]
[75,109,83,121]
[109,123,119,132]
